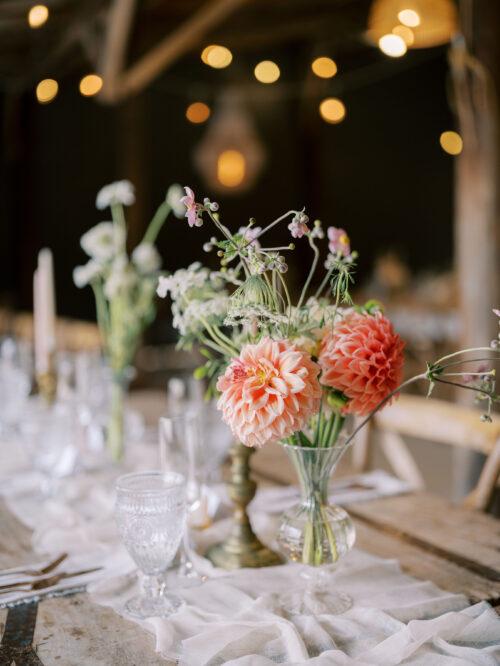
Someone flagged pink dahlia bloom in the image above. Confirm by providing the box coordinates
[216,338,322,448]
[319,312,405,416]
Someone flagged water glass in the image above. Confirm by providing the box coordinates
[115,471,186,619]
[20,403,78,496]
[159,412,206,581]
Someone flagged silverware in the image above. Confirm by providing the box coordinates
[0,567,102,595]
[0,553,68,578]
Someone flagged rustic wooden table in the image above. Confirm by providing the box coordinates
[1,395,499,664]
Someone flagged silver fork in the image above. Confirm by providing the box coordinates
[0,567,102,594]
[0,553,68,578]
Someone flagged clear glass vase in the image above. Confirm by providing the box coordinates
[277,440,356,615]
[106,372,130,463]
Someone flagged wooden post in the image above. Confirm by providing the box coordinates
[449,0,500,498]
[451,0,500,349]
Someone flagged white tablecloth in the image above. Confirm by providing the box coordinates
[1,435,500,665]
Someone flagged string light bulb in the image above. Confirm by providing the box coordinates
[378,33,407,57]
[254,60,280,84]
[319,98,346,124]
[36,79,58,104]
[440,131,463,155]
[28,4,48,28]
[79,74,103,97]
[204,45,232,69]
[311,57,337,79]
[398,9,421,27]
[186,102,211,124]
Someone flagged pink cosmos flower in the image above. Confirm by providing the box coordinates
[327,227,351,257]
[180,186,202,227]
[216,337,322,448]
[319,312,405,416]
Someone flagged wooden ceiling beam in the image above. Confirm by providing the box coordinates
[98,0,249,104]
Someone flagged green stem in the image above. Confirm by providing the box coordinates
[436,347,497,366]
[297,236,320,310]
[314,266,334,299]
[91,281,110,353]
[142,201,171,244]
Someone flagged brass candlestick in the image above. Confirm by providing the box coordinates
[37,369,57,405]
[206,442,282,569]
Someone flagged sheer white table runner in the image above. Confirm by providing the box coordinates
[1,435,500,664]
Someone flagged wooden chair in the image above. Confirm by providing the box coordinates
[351,394,500,512]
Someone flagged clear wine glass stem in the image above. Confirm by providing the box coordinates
[142,573,166,601]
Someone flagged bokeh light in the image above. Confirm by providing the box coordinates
[28,4,49,28]
[79,74,103,97]
[398,9,421,27]
[36,79,58,104]
[319,98,346,124]
[205,46,233,69]
[392,25,414,46]
[254,60,280,84]
[311,57,338,79]
[186,102,211,124]
[378,34,407,57]
[440,131,463,155]
[217,150,246,187]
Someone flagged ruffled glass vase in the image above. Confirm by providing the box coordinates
[277,439,356,614]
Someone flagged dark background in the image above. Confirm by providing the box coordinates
[0,5,456,336]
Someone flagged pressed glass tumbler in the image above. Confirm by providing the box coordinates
[115,471,186,619]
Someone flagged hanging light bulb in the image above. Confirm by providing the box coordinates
[254,61,280,84]
[367,0,457,49]
[194,90,265,193]
[311,57,338,79]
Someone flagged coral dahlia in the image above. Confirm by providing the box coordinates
[216,338,322,448]
[319,312,405,416]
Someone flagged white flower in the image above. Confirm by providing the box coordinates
[104,256,136,298]
[166,184,186,219]
[173,295,230,336]
[81,222,125,262]
[96,180,135,210]
[132,243,161,273]
[73,260,103,288]
[156,263,209,300]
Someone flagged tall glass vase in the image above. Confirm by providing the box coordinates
[107,374,128,463]
[277,440,356,615]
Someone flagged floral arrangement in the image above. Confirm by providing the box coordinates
[74,180,184,459]
[158,187,499,450]
[158,187,499,567]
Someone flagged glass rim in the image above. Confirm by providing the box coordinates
[115,470,185,494]
[280,436,352,452]
[159,410,200,423]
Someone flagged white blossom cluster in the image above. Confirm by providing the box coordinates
[173,294,231,336]
[224,304,289,329]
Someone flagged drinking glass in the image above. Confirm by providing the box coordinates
[159,413,206,582]
[20,403,78,496]
[0,337,31,434]
[115,471,186,619]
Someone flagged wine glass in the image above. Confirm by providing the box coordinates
[159,412,206,582]
[115,471,186,619]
